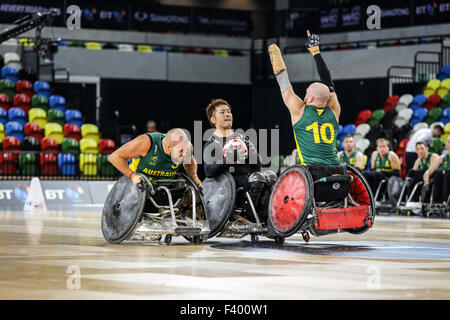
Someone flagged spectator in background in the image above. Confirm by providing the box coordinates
[146,120,159,133]
[405,123,444,172]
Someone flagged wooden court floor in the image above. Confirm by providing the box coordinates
[0,210,449,300]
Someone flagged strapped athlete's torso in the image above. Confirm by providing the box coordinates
[292,105,339,166]
[129,133,181,183]
[340,150,357,166]
[418,152,433,171]
[375,152,392,172]
[439,154,450,172]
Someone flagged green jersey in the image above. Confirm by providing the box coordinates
[340,150,358,167]
[418,152,433,171]
[375,153,392,172]
[292,105,339,166]
[129,133,181,183]
[439,154,450,172]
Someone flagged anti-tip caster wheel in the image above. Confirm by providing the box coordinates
[251,234,259,244]
[302,232,310,243]
[164,234,172,245]
[192,235,201,244]
[274,236,285,245]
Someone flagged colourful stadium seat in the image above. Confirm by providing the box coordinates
[22,136,40,151]
[0,107,7,126]
[31,94,49,110]
[5,121,24,142]
[44,123,64,144]
[2,136,20,151]
[65,109,83,128]
[430,138,444,154]
[63,123,81,141]
[24,122,43,142]
[413,107,428,122]
[1,136,21,175]
[80,153,97,175]
[16,80,33,99]
[40,153,58,176]
[41,137,59,152]
[58,153,77,176]
[424,107,442,125]
[97,154,115,176]
[214,49,229,56]
[412,94,427,106]
[3,52,21,70]
[399,94,414,106]
[0,123,4,143]
[47,109,65,127]
[342,124,356,136]
[49,95,66,114]
[81,123,100,142]
[0,79,16,100]
[85,42,102,50]
[0,94,10,111]
[29,108,47,128]
[137,45,153,52]
[13,93,31,114]
[98,139,115,154]
[19,152,38,176]
[367,109,384,127]
[61,138,80,155]
[118,44,133,52]
[33,81,51,98]
[1,66,19,84]
[7,107,27,127]
[80,138,99,154]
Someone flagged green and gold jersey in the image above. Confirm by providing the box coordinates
[292,105,339,166]
[439,154,450,172]
[418,152,433,171]
[375,153,392,172]
[129,133,181,183]
[340,150,357,166]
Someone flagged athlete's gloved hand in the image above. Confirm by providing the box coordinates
[305,30,320,56]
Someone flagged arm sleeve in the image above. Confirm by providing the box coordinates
[313,54,335,92]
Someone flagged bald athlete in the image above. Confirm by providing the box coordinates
[268,31,340,165]
[108,128,202,188]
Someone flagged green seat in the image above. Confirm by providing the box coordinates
[0,79,16,101]
[47,109,65,127]
[371,109,385,121]
[430,138,444,154]
[31,94,49,110]
[97,154,116,177]
[61,138,80,155]
[19,153,39,176]
[367,117,380,127]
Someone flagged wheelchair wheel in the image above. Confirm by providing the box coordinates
[267,165,313,238]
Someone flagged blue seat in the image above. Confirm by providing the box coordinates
[33,81,51,98]
[343,124,356,136]
[0,107,7,126]
[438,116,450,124]
[65,109,83,128]
[441,65,450,75]
[410,117,423,127]
[49,95,67,113]
[8,107,27,126]
[1,66,19,84]
[413,107,428,121]
[412,94,427,106]
[408,102,422,112]
[58,153,76,176]
[442,107,450,118]
[5,121,24,142]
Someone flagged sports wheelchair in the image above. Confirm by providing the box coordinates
[101,173,209,245]
[203,163,375,244]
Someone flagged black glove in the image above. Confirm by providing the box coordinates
[136,181,146,192]
[421,184,429,201]
[305,33,320,48]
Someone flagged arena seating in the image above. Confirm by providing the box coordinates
[45,123,64,144]
[13,93,31,114]
[65,109,83,128]
[64,123,82,142]
[0,94,10,111]
[8,107,27,126]
[24,122,43,142]
[47,109,65,127]
[81,124,100,142]
[0,79,16,100]
[33,81,51,99]
[29,108,47,128]
[1,66,19,84]
[31,95,49,111]
[0,123,4,143]
[16,80,33,99]
[49,95,67,114]
[5,121,24,142]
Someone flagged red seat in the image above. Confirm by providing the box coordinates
[24,122,44,142]
[13,93,31,114]
[397,138,409,152]
[63,123,81,142]
[386,95,399,106]
[98,139,115,154]
[0,94,10,112]
[40,153,58,176]
[2,136,21,152]
[383,103,395,113]
[1,136,20,174]
[41,137,60,152]
[16,80,34,99]
[426,93,441,106]
[354,109,372,125]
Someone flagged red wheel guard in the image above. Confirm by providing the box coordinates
[314,205,373,230]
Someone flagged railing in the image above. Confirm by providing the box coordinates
[414,51,441,82]
[387,66,415,97]
[0,151,117,180]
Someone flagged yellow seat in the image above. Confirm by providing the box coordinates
[441,134,450,145]
[81,124,100,142]
[423,88,435,97]
[441,78,450,90]
[80,153,98,175]
[85,42,102,50]
[214,49,229,56]
[445,123,450,134]
[0,123,5,143]
[426,79,441,91]
[80,138,99,154]
[437,87,449,98]
[138,45,153,52]
[29,108,48,128]
[44,122,64,144]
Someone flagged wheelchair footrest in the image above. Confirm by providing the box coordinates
[174,227,202,236]
[314,205,371,230]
